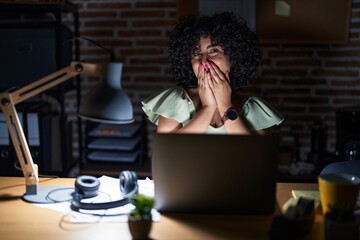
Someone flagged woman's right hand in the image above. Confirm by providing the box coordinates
[197,63,217,109]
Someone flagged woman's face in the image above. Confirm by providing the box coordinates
[191,37,230,78]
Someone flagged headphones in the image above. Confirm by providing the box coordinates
[70,170,138,211]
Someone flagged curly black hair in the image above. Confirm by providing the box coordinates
[168,12,261,91]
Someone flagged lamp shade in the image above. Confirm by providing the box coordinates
[78,62,134,124]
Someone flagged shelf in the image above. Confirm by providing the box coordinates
[80,116,150,178]
[0,2,79,177]
[80,157,152,179]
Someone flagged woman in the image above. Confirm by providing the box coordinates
[142,12,283,134]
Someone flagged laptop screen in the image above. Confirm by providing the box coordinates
[152,133,279,215]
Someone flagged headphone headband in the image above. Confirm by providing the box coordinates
[71,170,138,211]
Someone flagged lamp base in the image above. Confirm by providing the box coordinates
[22,186,74,203]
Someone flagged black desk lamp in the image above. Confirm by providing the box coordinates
[0,61,134,203]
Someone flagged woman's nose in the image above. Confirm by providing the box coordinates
[201,54,208,64]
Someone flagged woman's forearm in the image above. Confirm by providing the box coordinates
[175,106,216,133]
[157,106,216,134]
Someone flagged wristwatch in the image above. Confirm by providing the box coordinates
[222,107,238,122]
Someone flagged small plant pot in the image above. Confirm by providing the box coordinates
[128,217,152,240]
[324,215,359,240]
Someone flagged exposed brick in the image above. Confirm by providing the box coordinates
[353,2,360,9]
[134,76,174,82]
[80,57,114,63]
[261,69,308,77]
[351,11,360,18]
[80,49,110,55]
[333,98,360,105]
[268,50,313,57]
[260,58,271,65]
[73,2,84,8]
[234,87,261,96]
[135,2,176,8]
[97,40,132,47]
[79,11,116,18]
[117,30,162,37]
[316,89,360,96]
[85,20,127,27]
[318,50,360,57]
[80,30,114,37]
[121,10,165,18]
[348,41,360,47]
[123,66,161,73]
[267,88,311,95]
[350,22,360,28]
[331,79,360,86]
[312,69,358,77]
[280,78,327,85]
[349,31,359,38]
[87,2,131,9]
[283,97,329,105]
[169,11,177,18]
[260,96,281,103]
[136,39,169,46]
[132,20,176,27]
[283,122,305,130]
[285,115,323,122]
[277,106,308,113]
[130,57,170,64]
[254,77,278,85]
[120,48,163,55]
[308,106,337,113]
[326,60,360,67]
[276,59,321,67]
[59,0,360,164]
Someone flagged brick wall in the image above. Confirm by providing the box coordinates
[65,0,360,162]
[256,0,360,161]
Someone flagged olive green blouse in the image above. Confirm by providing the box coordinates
[142,86,284,133]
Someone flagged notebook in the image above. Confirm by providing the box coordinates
[152,133,279,215]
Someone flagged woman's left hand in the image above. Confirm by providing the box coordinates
[206,61,232,113]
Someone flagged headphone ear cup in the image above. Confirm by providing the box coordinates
[75,175,100,199]
[120,170,138,196]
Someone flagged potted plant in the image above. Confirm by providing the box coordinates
[324,203,359,240]
[128,194,155,240]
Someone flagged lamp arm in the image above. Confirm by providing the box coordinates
[0,61,101,195]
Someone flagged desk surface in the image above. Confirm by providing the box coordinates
[0,177,322,240]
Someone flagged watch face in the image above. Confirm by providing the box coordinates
[226,109,238,120]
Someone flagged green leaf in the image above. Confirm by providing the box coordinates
[130,194,155,219]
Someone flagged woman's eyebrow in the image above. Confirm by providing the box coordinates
[194,46,201,51]
[206,44,221,49]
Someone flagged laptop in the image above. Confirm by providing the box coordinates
[152,133,279,215]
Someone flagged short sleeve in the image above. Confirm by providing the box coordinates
[240,97,284,131]
[141,87,194,126]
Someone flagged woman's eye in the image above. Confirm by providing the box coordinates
[208,48,221,56]
[192,52,202,60]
